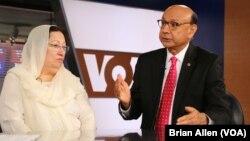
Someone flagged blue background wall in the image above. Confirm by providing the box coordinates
[89,0,225,56]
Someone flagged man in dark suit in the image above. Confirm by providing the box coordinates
[114,4,231,130]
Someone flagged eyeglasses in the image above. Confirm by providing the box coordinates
[48,43,70,52]
[157,19,191,30]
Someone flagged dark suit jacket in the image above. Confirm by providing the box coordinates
[119,44,232,129]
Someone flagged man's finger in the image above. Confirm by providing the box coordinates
[185,106,198,113]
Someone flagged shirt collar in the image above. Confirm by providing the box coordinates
[166,43,189,63]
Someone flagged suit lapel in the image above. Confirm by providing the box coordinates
[151,49,167,122]
[172,44,198,119]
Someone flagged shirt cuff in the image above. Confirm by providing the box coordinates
[119,102,131,118]
[206,114,214,125]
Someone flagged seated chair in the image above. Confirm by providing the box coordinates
[227,91,245,125]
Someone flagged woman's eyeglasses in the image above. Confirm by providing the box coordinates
[48,43,70,52]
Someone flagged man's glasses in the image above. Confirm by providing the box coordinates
[48,43,70,52]
[157,19,191,30]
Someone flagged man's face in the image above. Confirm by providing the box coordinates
[159,6,197,51]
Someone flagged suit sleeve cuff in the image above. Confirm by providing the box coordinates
[119,102,131,118]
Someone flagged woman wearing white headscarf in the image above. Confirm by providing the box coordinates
[0,25,96,133]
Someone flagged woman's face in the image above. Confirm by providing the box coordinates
[43,31,67,71]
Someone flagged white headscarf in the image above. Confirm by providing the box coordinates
[7,25,83,131]
[21,25,50,77]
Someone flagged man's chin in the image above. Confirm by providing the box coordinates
[163,45,175,48]
[162,42,174,48]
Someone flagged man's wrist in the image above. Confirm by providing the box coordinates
[121,100,131,110]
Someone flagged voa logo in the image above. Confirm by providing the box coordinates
[76,49,140,98]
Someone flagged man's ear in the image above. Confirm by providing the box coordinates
[188,24,198,39]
